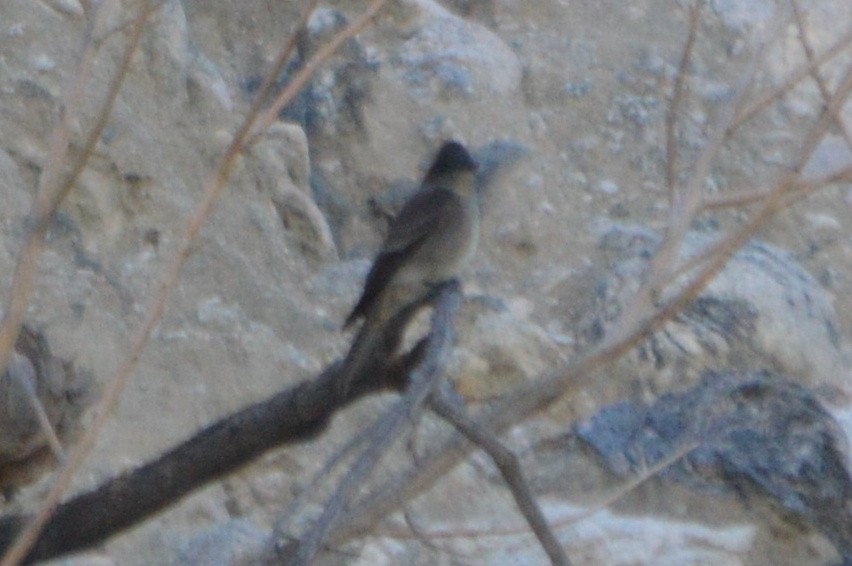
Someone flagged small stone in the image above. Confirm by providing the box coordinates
[804,212,841,231]
[564,78,591,98]
[32,54,55,72]
[596,179,620,195]
[41,0,84,17]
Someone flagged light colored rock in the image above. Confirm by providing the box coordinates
[0,327,87,467]
[177,519,268,566]
[39,0,84,18]
[393,0,522,98]
[248,123,337,261]
[803,134,852,181]
[563,223,846,404]
[452,306,564,401]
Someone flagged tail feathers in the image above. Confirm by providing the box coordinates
[336,304,416,396]
[342,310,359,331]
[337,318,389,396]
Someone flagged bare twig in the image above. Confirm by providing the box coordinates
[373,441,700,543]
[249,0,392,143]
[93,0,172,45]
[611,7,782,340]
[701,165,852,211]
[272,406,376,539]
[429,391,570,566]
[668,67,852,287]
[731,26,852,132]
[554,442,698,526]
[665,2,701,196]
[790,0,852,147]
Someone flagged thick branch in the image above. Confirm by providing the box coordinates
[0,284,460,564]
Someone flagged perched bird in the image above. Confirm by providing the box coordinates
[340,140,479,394]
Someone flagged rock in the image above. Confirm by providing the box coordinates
[248,123,337,262]
[0,326,88,466]
[392,0,521,98]
[296,7,377,139]
[576,370,852,561]
[452,303,563,401]
[803,135,852,181]
[563,223,846,404]
[40,0,84,18]
[177,519,268,566]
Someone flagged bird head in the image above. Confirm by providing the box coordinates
[424,141,478,194]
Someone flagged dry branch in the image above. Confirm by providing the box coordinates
[790,0,852,148]
[0,282,459,563]
[0,363,338,563]
[731,25,852,132]
[428,391,570,566]
[665,2,701,196]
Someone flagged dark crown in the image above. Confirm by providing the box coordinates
[426,141,478,178]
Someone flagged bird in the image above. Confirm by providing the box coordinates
[339,140,480,394]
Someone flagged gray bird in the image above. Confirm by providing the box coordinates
[340,141,479,394]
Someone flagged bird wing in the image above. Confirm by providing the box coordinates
[343,188,454,328]
[383,187,454,252]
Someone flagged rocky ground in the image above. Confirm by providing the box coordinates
[1,0,852,564]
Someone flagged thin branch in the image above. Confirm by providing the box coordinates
[429,391,570,566]
[700,165,852,211]
[272,405,376,539]
[373,442,700,543]
[613,6,782,341]
[668,69,852,286]
[553,442,698,527]
[731,25,852,132]
[249,0,392,144]
[92,0,172,45]
[790,0,852,147]
[665,2,701,196]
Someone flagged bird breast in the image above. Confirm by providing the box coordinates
[397,191,479,286]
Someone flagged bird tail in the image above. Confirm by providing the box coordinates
[337,298,419,397]
[337,315,397,397]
